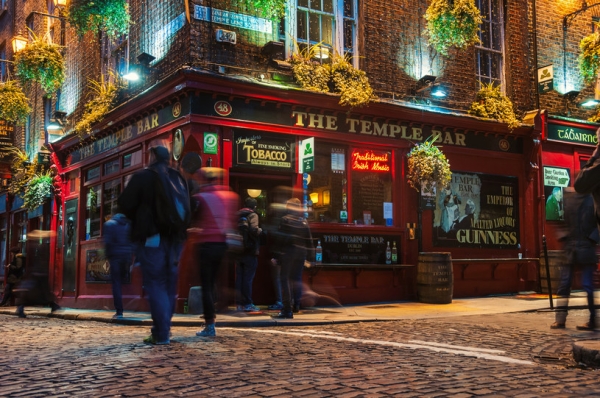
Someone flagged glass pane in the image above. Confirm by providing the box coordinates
[308,141,347,223]
[478,0,490,20]
[324,0,334,14]
[491,53,502,79]
[297,10,308,42]
[104,159,120,176]
[309,13,321,43]
[85,185,101,240]
[321,15,334,46]
[492,23,502,51]
[350,149,393,226]
[343,0,353,18]
[479,22,490,48]
[310,0,321,11]
[102,179,122,226]
[298,0,308,8]
[85,166,100,181]
[123,150,142,169]
[344,20,354,52]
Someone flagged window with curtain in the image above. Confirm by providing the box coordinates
[475,0,504,87]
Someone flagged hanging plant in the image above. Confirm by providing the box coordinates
[578,25,600,83]
[73,76,119,138]
[23,171,54,211]
[14,32,65,95]
[0,146,38,196]
[425,0,482,56]
[0,80,31,124]
[238,0,286,20]
[290,45,376,108]
[407,136,452,192]
[67,0,131,39]
[468,83,520,130]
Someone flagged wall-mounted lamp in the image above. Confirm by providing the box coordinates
[411,75,448,100]
[313,46,330,60]
[580,98,600,108]
[430,84,447,98]
[562,90,580,116]
[47,110,67,131]
[53,0,67,6]
[262,41,291,70]
[123,53,156,81]
[247,189,262,198]
[309,192,319,204]
[11,33,28,53]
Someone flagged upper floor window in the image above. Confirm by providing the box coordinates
[475,0,504,87]
[294,0,357,63]
[0,44,6,81]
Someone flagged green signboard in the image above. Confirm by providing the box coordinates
[547,123,597,147]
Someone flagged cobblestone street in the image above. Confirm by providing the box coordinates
[1,310,599,397]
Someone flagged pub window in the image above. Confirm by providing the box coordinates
[104,158,120,176]
[0,44,6,81]
[308,141,347,223]
[350,148,393,225]
[85,166,101,182]
[102,178,121,223]
[67,170,80,194]
[475,0,504,87]
[123,149,142,169]
[85,184,101,240]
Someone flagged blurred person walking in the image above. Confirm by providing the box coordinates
[188,167,239,337]
[550,188,598,330]
[273,198,313,319]
[0,246,25,306]
[102,209,132,319]
[235,197,262,312]
[118,145,191,345]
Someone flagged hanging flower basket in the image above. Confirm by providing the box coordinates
[0,80,31,124]
[424,0,482,56]
[15,33,65,96]
[23,171,54,211]
[73,76,119,138]
[290,46,376,108]
[67,0,131,39]
[238,0,286,20]
[468,83,520,130]
[578,26,600,83]
[407,136,452,192]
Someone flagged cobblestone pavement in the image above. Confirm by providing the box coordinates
[1,309,599,397]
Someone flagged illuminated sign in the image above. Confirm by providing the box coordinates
[233,131,294,171]
[351,150,390,172]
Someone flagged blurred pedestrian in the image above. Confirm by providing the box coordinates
[235,197,262,312]
[575,128,600,217]
[550,188,598,330]
[102,208,132,319]
[0,246,25,306]
[188,167,239,337]
[15,230,60,318]
[118,145,190,345]
[273,198,313,319]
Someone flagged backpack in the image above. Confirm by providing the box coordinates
[151,166,191,240]
[238,211,259,253]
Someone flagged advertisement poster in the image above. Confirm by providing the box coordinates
[85,248,131,284]
[232,130,294,171]
[433,172,519,248]
[543,166,570,221]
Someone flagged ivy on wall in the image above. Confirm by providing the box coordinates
[67,0,131,39]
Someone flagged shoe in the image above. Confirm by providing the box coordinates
[196,324,216,337]
[17,306,26,318]
[576,322,596,331]
[112,314,123,319]
[293,304,300,313]
[143,335,170,345]
[235,305,244,311]
[268,302,283,310]
[273,311,293,319]
[243,304,260,312]
[550,322,565,329]
[50,303,61,312]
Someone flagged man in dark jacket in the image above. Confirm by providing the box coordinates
[551,188,598,330]
[102,210,132,319]
[118,145,188,345]
[235,197,262,312]
[1,247,25,306]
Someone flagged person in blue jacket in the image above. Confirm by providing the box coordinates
[103,208,132,319]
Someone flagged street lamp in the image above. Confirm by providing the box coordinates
[11,34,28,53]
[53,0,68,6]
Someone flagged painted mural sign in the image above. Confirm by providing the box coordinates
[313,233,400,264]
[433,172,519,248]
[232,130,294,171]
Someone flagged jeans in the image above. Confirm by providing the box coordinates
[137,238,182,342]
[280,246,306,313]
[109,256,130,315]
[555,263,596,325]
[198,242,228,323]
[235,255,258,306]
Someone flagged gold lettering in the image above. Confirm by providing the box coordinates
[360,120,372,135]
[292,111,308,127]
[326,115,337,130]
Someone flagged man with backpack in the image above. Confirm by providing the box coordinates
[235,197,263,312]
[118,145,191,345]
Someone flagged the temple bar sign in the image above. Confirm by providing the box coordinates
[547,123,597,147]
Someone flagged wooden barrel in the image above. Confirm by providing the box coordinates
[539,250,568,294]
[417,252,453,304]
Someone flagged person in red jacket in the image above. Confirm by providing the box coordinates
[188,167,239,337]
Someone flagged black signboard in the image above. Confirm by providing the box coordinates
[0,120,15,148]
[313,232,400,264]
[433,172,519,248]
[547,123,597,147]
[232,130,295,171]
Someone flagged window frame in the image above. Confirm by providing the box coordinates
[475,0,505,88]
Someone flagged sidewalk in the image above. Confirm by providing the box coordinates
[0,292,591,327]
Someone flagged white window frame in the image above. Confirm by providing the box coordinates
[475,0,505,88]
[286,0,358,67]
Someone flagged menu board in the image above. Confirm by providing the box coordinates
[433,172,519,248]
[313,233,400,264]
[351,172,392,225]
